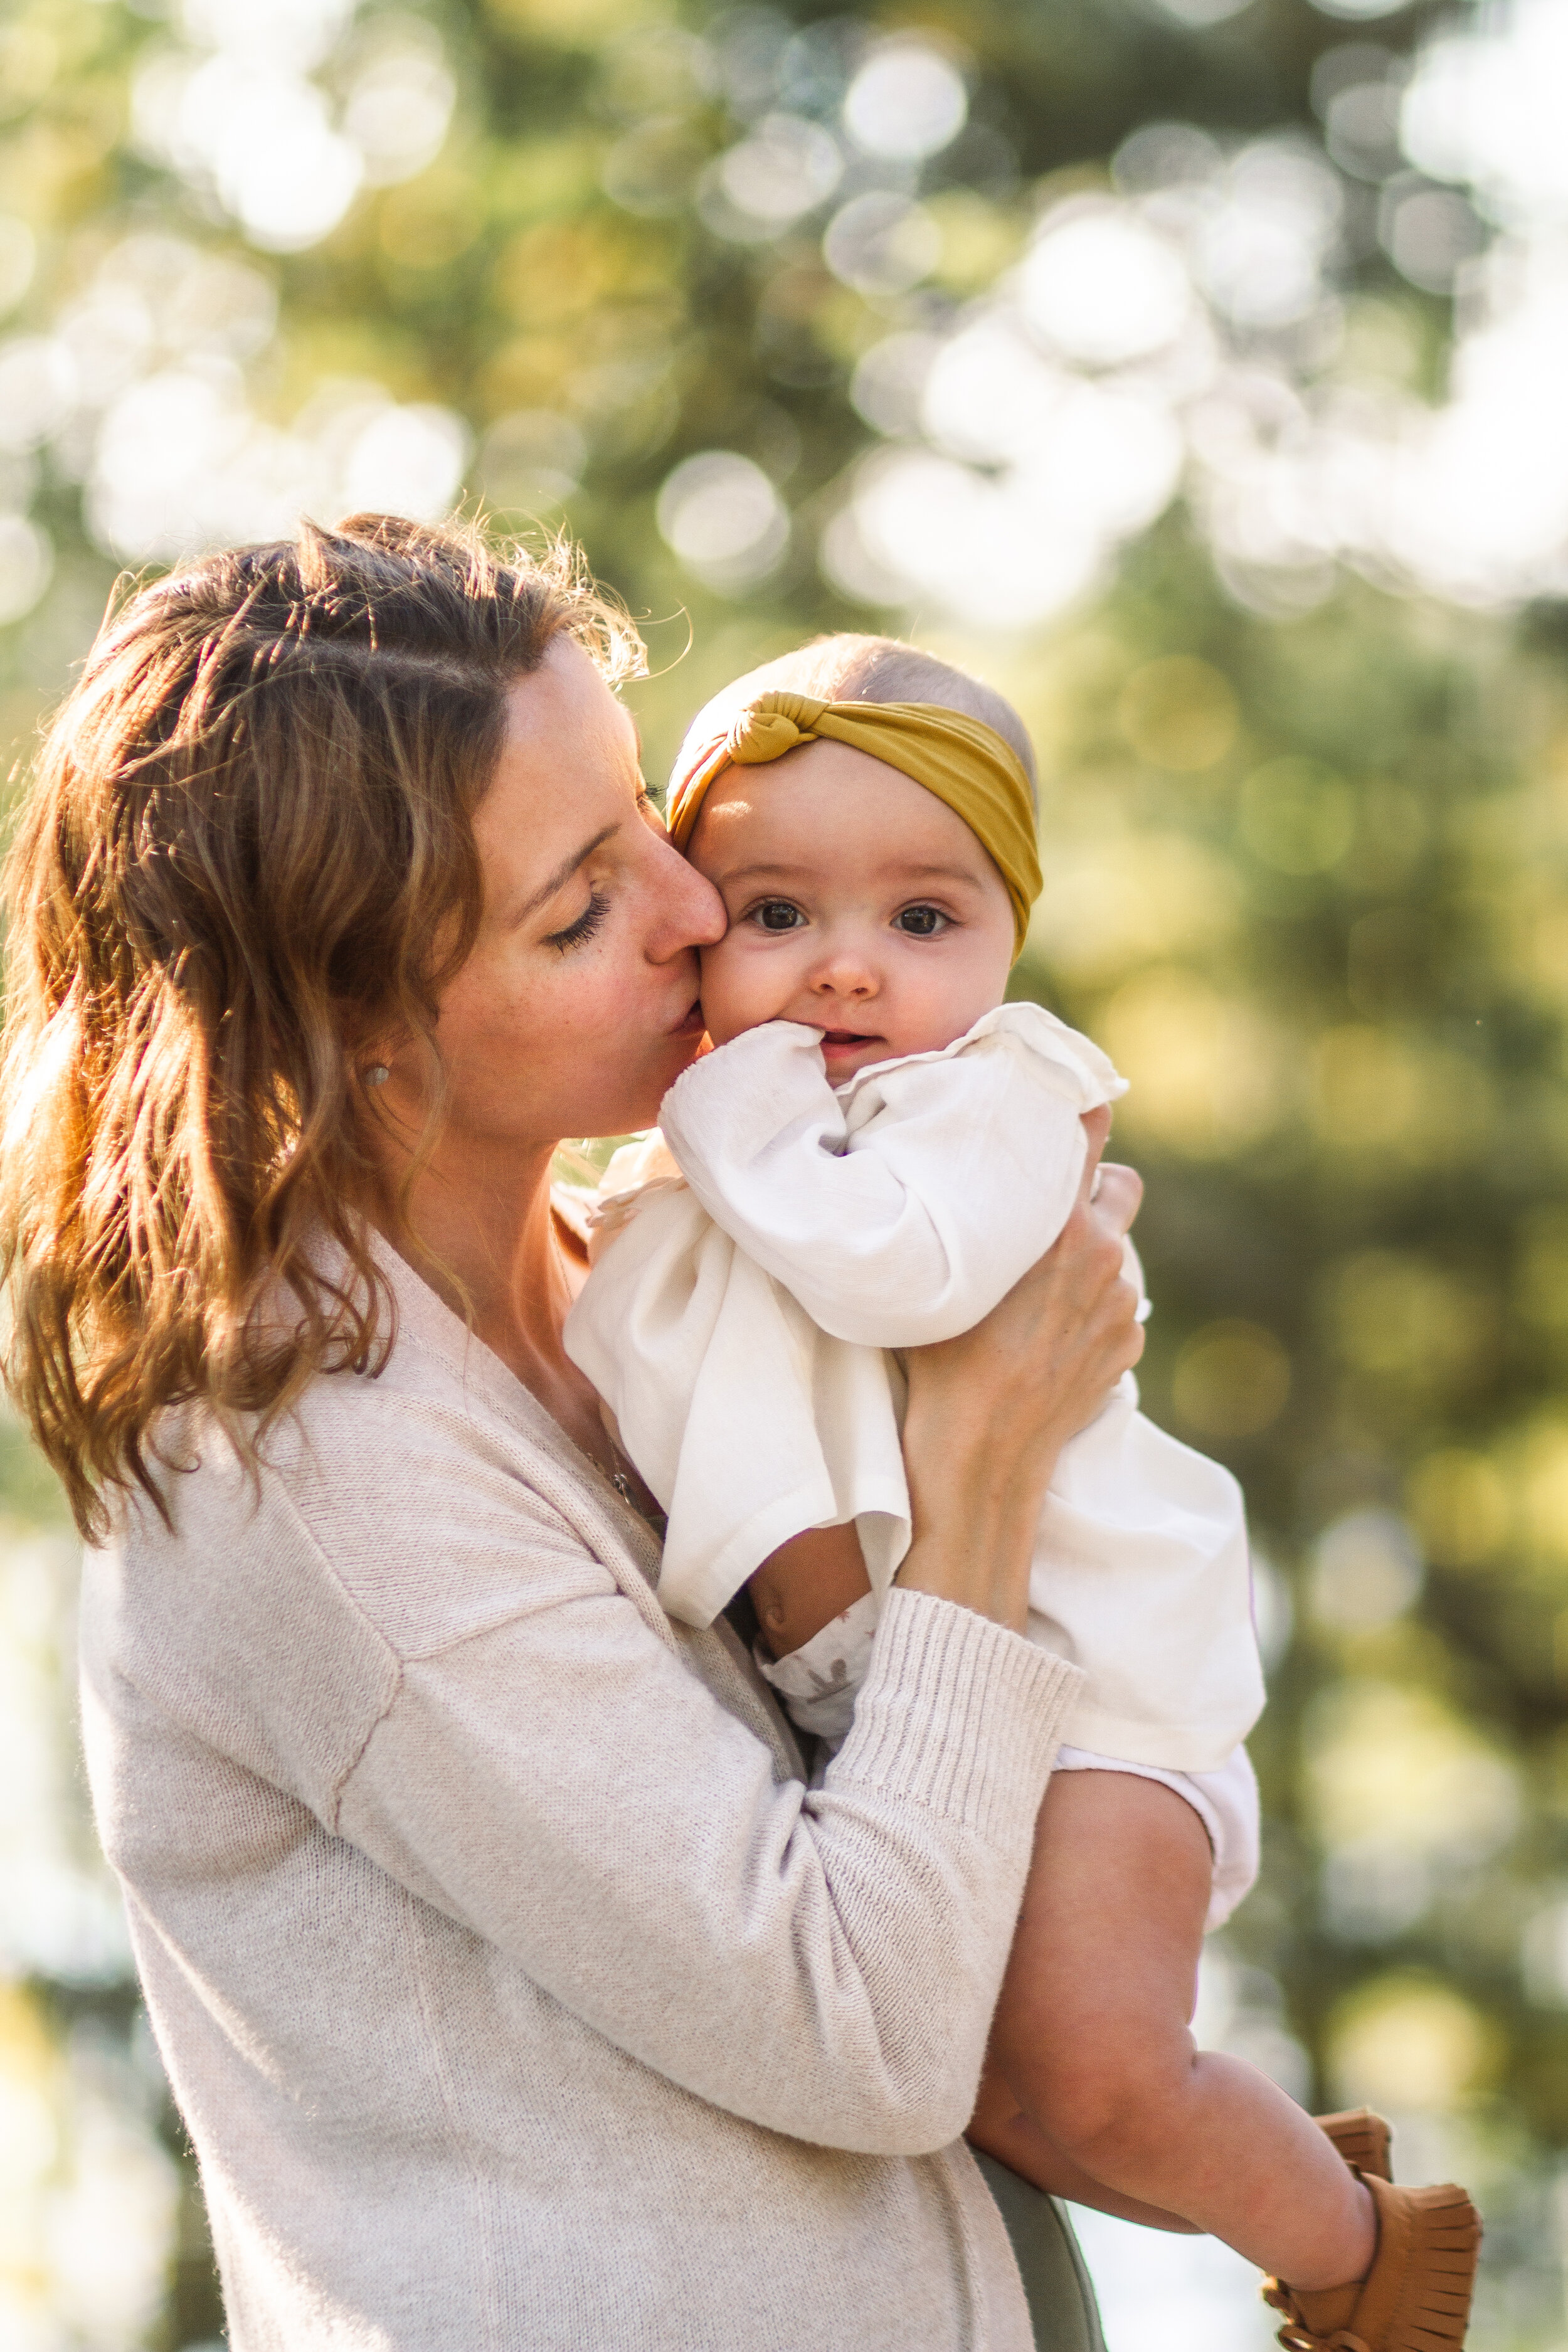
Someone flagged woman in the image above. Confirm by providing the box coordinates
[0,516,1143,2350]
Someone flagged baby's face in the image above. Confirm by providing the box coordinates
[685,739,1016,1081]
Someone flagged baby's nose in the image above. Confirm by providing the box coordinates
[813,956,877,995]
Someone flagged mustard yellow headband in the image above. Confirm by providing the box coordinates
[665,691,1043,960]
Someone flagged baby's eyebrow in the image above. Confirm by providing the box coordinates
[719,861,820,882]
[717,859,985,889]
[889,862,988,889]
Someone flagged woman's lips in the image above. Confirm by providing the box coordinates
[670,999,706,1036]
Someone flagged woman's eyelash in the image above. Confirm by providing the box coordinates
[545,887,608,953]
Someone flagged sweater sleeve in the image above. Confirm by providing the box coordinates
[659,1013,1116,1348]
[314,1466,1080,2154]
[116,1406,1081,2156]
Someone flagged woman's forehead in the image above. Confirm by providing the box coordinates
[502,635,633,753]
[475,644,638,894]
[489,647,633,808]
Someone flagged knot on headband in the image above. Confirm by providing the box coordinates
[728,701,815,763]
[669,689,1042,960]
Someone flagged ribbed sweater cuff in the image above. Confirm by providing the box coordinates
[832,1589,1084,1850]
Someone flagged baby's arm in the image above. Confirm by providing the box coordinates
[660,1016,1115,1348]
[749,1523,870,1658]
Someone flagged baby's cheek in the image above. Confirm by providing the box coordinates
[696,935,762,1046]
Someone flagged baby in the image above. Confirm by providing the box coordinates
[565,633,1479,2352]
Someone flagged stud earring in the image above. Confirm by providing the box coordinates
[363,1064,391,1088]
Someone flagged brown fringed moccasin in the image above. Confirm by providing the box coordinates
[1316,2107,1393,2183]
[1263,2173,1481,2352]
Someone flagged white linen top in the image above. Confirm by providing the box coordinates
[81,1232,1082,2350]
[566,1005,1264,1774]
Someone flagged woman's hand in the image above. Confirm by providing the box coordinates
[896,1108,1143,1633]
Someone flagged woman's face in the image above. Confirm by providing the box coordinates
[410,637,724,1148]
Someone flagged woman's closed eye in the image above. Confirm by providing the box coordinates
[544,886,608,953]
[893,903,951,936]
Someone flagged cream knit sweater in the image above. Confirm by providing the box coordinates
[80,1235,1084,2351]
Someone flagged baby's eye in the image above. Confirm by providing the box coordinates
[894,904,950,936]
[753,899,805,932]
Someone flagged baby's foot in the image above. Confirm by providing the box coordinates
[1264,2174,1481,2352]
[1316,2107,1392,2183]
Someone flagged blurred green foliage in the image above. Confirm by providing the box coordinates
[3,0,1568,2343]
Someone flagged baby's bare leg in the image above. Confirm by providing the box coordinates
[975,1771,1375,2288]
[970,2063,1199,2231]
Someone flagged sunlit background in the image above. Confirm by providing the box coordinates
[3,0,1568,2343]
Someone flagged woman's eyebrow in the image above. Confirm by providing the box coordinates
[514,822,619,920]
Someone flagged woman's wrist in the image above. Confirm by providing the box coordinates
[896,1417,1059,1632]
[894,1528,1036,1632]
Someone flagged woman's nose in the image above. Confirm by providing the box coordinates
[647,832,727,958]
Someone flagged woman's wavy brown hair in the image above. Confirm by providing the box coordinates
[0,512,640,1540]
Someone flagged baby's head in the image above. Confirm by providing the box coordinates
[668,636,1039,1081]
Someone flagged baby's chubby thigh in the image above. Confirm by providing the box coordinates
[985,1764,1215,2166]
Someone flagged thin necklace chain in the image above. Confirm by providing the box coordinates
[551,1216,665,1535]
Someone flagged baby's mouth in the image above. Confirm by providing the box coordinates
[820,1029,882,1049]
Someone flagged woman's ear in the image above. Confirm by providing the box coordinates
[340,1012,413,1103]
